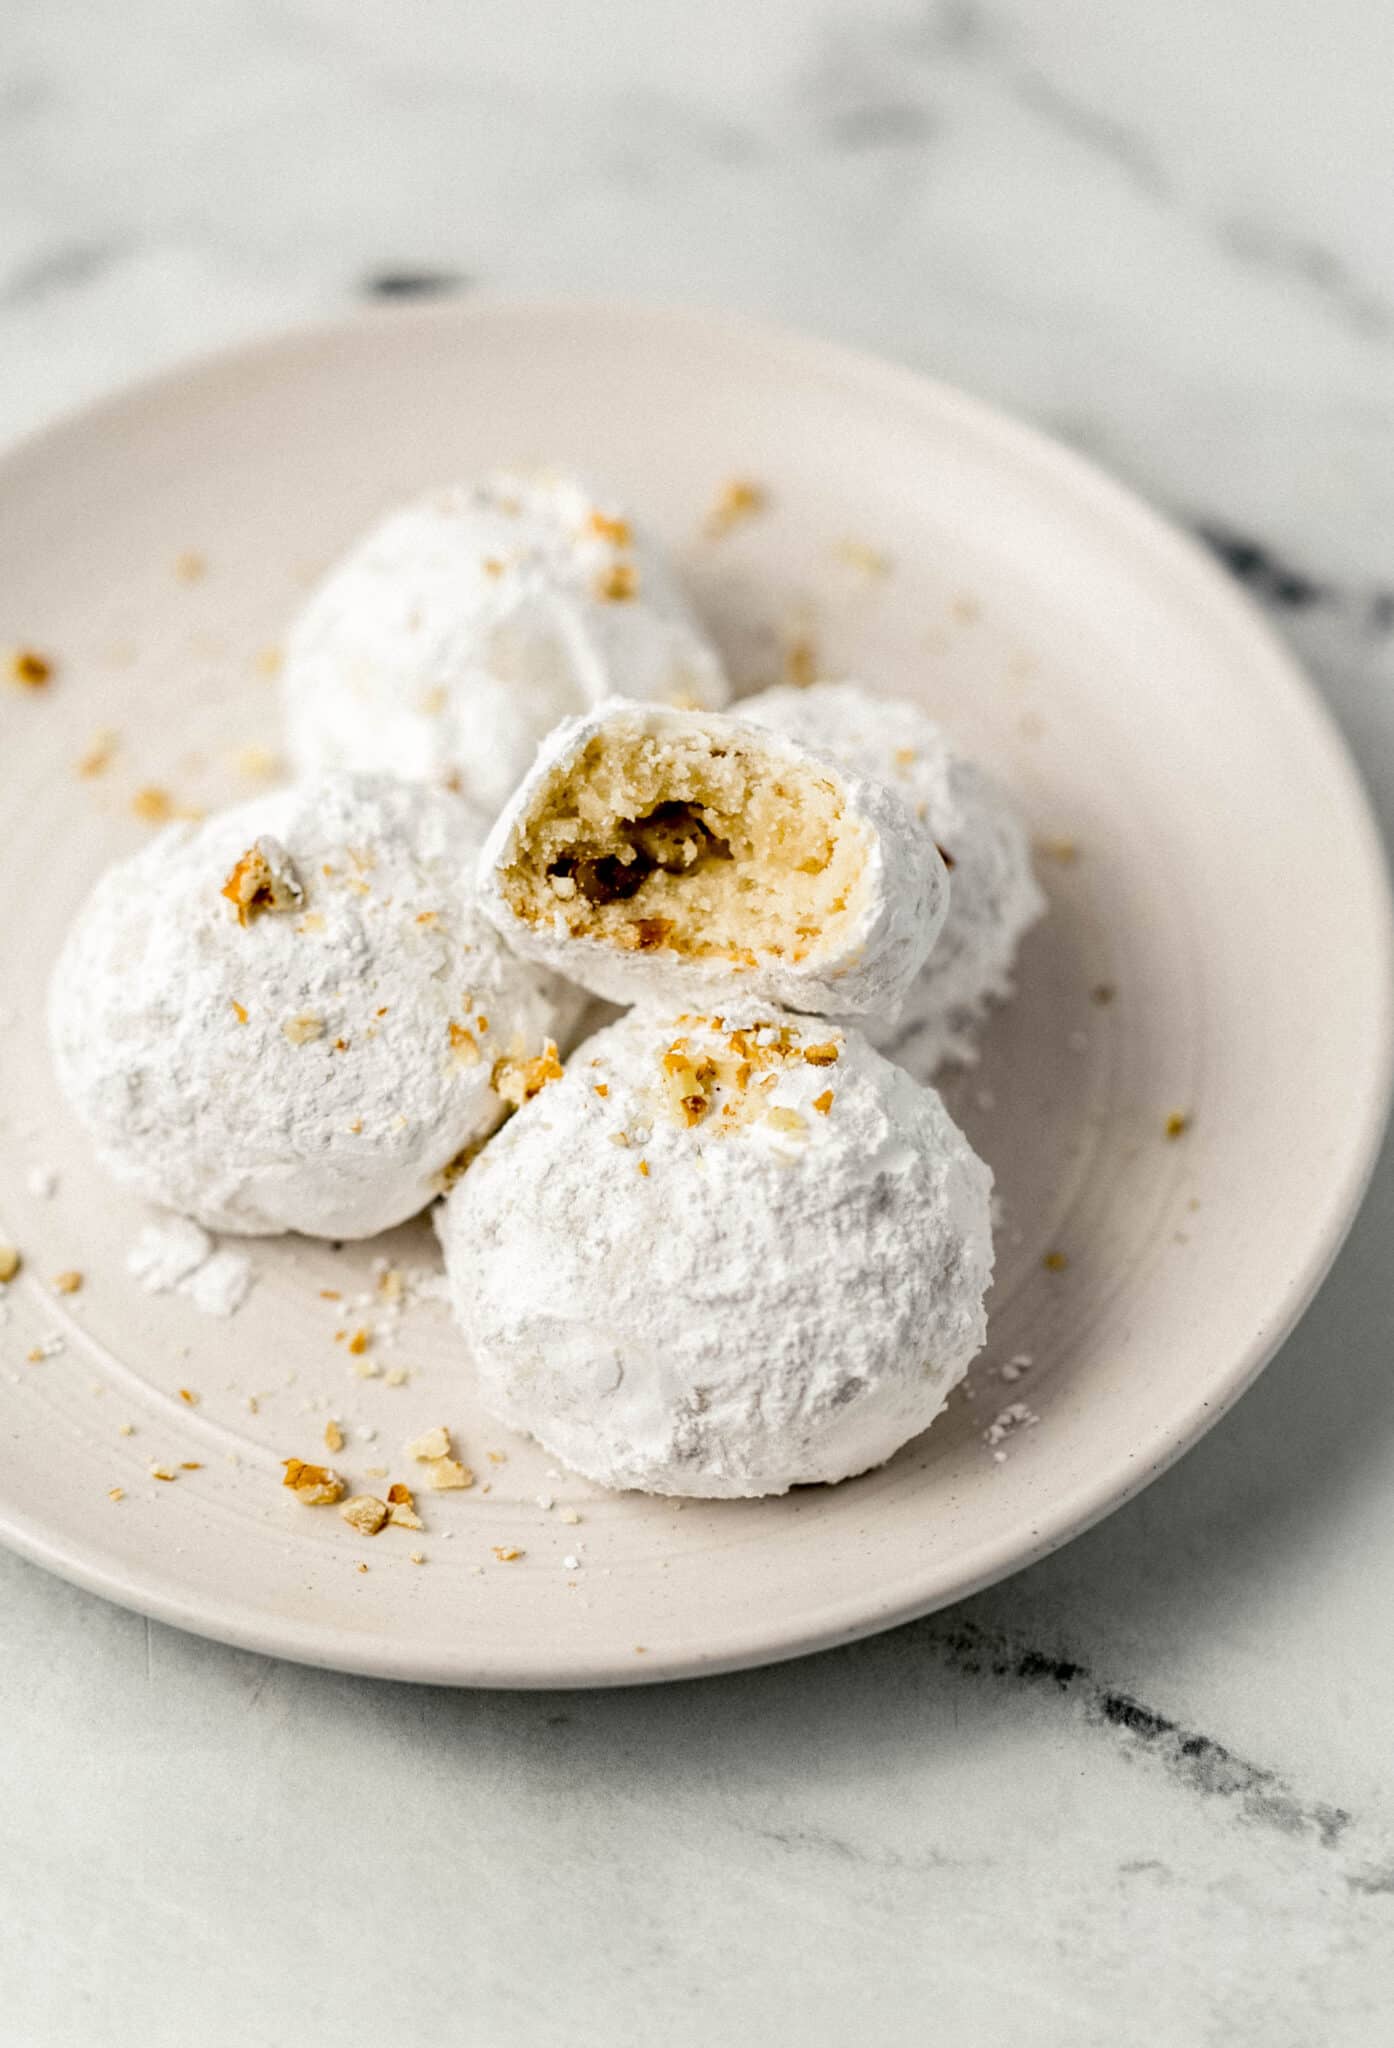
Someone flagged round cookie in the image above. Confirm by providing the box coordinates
[741,682,1045,1072]
[49,774,571,1237]
[282,472,731,816]
[477,697,949,1021]
[438,1004,993,1497]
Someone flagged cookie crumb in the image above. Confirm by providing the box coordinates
[340,1494,389,1536]
[704,478,766,537]
[491,1041,563,1108]
[783,632,818,689]
[425,1457,473,1492]
[281,1457,345,1505]
[77,729,119,778]
[595,562,639,603]
[386,1481,424,1529]
[8,647,52,689]
[833,538,890,578]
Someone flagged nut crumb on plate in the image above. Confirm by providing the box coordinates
[425,1457,473,1492]
[281,1458,346,1505]
[340,1494,389,1535]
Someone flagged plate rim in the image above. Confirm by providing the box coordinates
[1,294,1391,1688]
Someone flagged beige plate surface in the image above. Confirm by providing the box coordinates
[0,301,1390,1687]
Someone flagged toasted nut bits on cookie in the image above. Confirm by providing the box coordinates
[477,698,948,1020]
[281,473,730,816]
[741,683,1045,1075]
[49,775,573,1237]
[436,1005,993,1497]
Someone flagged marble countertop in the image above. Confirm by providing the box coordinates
[2,3,1392,2041]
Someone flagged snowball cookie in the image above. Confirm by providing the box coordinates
[477,696,949,1021]
[742,682,1045,1073]
[438,1004,993,1496]
[49,775,571,1238]
[281,472,731,817]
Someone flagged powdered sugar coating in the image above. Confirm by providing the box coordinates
[477,698,949,1020]
[282,473,731,816]
[49,775,570,1238]
[741,682,1045,1073]
[439,1004,993,1496]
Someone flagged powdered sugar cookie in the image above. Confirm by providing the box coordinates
[742,682,1045,1071]
[477,697,948,1019]
[438,1004,993,1496]
[49,775,570,1237]
[282,472,730,816]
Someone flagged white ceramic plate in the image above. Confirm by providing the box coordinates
[0,301,1389,1687]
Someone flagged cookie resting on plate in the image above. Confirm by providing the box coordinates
[281,470,731,817]
[438,1004,993,1497]
[49,774,572,1238]
[741,682,1045,1074]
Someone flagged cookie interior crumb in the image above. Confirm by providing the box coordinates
[501,723,868,968]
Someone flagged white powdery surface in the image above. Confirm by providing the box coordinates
[477,697,948,1022]
[741,682,1046,1074]
[127,1217,254,1318]
[281,472,731,817]
[438,1004,993,1497]
[50,774,571,1238]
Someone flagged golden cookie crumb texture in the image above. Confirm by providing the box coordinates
[386,1482,424,1529]
[8,647,53,688]
[704,478,766,537]
[492,1040,563,1108]
[425,1457,474,1492]
[595,561,639,603]
[340,1494,389,1536]
[132,787,174,824]
[78,729,119,778]
[221,837,304,926]
[281,1457,346,1505]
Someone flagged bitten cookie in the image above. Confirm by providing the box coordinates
[477,697,949,1019]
